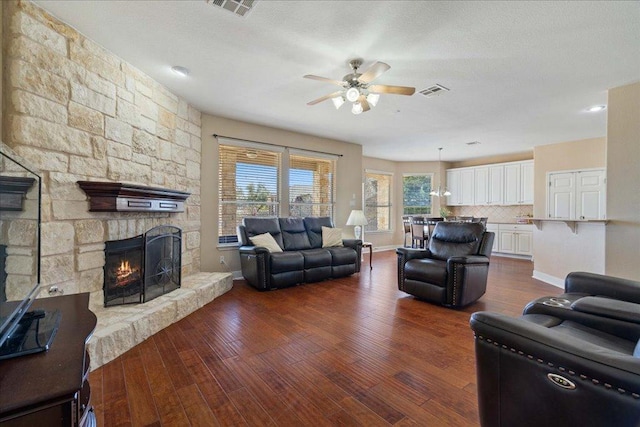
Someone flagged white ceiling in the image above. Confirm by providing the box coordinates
[34,1,640,162]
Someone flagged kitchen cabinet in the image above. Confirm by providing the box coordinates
[548,169,606,220]
[497,224,533,256]
[504,161,534,205]
[446,168,475,206]
[447,160,532,207]
[486,224,500,253]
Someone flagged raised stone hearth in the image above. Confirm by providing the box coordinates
[86,272,232,370]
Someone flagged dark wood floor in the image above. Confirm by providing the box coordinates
[89,251,559,426]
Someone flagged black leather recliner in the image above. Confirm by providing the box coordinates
[396,222,495,307]
[470,272,640,427]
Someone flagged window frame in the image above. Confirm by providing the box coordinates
[402,173,434,215]
[217,140,338,247]
[217,140,283,246]
[364,169,393,233]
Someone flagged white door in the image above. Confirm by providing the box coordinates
[503,164,521,205]
[576,170,606,220]
[460,168,475,205]
[474,167,489,205]
[520,161,534,204]
[548,172,575,219]
[488,165,504,205]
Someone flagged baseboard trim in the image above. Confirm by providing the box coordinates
[532,270,564,288]
[492,252,532,260]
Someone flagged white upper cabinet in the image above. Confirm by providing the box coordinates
[447,160,532,207]
[548,169,606,220]
[446,168,475,206]
[460,168,475,205]
[504,161,533,205]
[474,167,489,205]
[488,165,504,205]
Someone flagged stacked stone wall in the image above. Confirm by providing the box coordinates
[2,1,202,299]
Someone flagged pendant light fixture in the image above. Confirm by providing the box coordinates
[429,147,451,197]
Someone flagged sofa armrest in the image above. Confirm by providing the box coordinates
[238,245,270,290]
[565,272,640,303]
[470,311,640,427]
[238,245,271,256]
[447,256,490,307]
[447,255,490,266]
[396,247,432,262]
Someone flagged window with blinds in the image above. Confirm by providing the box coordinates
[403,174,433,215]
[365,171,392,231]
[218,144,280,244]
[289,153,335,218]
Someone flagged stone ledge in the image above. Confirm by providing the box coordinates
[86,272,232,370]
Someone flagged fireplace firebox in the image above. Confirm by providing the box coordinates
[103,225,181,307]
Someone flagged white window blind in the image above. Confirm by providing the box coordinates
[365,171,392,231]
[289,153,335,218]
[218,144,280,244]
[403,174,433,215]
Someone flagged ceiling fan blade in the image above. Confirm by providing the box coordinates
[357,95,371,112]
[368,84,416,96]
[357,62,391,84]
[303,75,346,86]
[307,91,344,106]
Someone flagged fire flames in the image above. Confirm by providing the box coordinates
[115,259,140,287]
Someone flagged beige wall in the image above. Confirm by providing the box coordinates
[533,137,606,218]
[605,81,640,280]
[201,115,362,274]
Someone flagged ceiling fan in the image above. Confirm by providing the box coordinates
[304,59,416,114]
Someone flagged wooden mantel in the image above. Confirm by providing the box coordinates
[77,181,190,213]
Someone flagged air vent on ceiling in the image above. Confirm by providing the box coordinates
[466,141,481,146]
[419,84,450,97]
[206,0,256,17]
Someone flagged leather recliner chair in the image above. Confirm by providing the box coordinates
[396,222,495,307]
[470,272,640,427]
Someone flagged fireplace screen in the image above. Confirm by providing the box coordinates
[103,226,181,307]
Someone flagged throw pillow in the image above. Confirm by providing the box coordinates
[322,226,344,248]
[250,232,283,252]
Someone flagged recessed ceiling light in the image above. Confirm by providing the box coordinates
[587,105,606,112]
[171,66,190,77]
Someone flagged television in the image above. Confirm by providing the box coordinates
[0,142,59,359]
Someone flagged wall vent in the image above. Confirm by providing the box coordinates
[466,141,481,146]
[206,0,256,17]
[419,84,450,97]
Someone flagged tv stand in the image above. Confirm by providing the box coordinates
[0,293,97,426]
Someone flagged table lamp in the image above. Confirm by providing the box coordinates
[346,209,368,241]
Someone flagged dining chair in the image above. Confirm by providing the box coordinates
[410,216,427,248]
[472,217,488,228]
[457,216,474,222]
[402,215,412,247]
[425,217,444,240]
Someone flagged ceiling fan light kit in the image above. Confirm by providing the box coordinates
[304,59,415,115]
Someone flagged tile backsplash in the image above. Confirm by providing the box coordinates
[449,205,533,223]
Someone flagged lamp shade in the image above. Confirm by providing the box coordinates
[346,210,368,226]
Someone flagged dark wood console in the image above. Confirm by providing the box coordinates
[0,293,97,426]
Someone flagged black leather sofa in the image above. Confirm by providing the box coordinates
[237,217,362,290]
[470,272,640,427]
